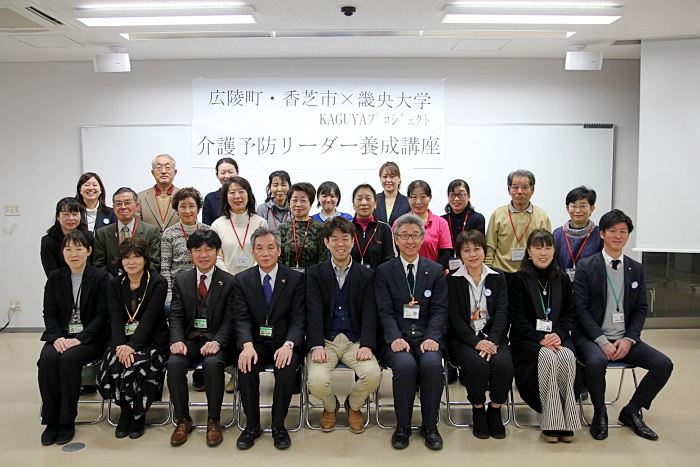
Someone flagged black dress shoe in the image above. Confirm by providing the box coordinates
[391,426,411,450]
[41,424,59,446]
[420,425,443,450]
[56,423,75,445]
[129,418,145,440]
[115,414,130,439]
[236,426,261,450]
[472,407,489,439]
[272,427,291,450]
[619,411,658,441]
[487,404,506,439]
[590,411,609,440]
[82,385,97,394]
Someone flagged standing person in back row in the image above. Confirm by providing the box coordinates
[136,154,181,235]
[485,170,551,281]
[373,161,411,226]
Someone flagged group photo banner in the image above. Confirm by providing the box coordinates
[192,78,445,170]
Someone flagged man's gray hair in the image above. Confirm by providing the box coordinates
[507,169,535,187]
[151,154,177,169]
[393,213,426,236]
[250,225,282,250]
[112,187,138,203]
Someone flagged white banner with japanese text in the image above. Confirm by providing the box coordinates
[191,78,445,169]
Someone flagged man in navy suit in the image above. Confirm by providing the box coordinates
[233,226,306,450]
[376,213,448,450]
[573,209,673,441]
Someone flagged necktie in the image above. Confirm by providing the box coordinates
[263,274,273,306]
[611,259,620,270]
[407,263,415,293]
[121,225,129,242]
[198,274,207,300]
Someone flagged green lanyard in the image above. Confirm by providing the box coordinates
[537,284,551,321]
[406,275,417,303]
[467,280,486,319]
[605,270,622,312]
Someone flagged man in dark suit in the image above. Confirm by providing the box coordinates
[306,217,381,433]
[93,187,161,277]
[376,213,448,450]
[233,225,306,450]
[573,209,673,441]
[167,230,235,447]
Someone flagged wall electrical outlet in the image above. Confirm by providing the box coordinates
[4,204,21,216]
[10,300,21,311]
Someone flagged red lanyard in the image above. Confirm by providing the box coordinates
[293,218,311,266]
[272,210,290,229]
[230,215,251,250]
[508,208,533,246]
[115,219,138,241]
[448,211,469,249]
[564,223,594,266]
[180,222,199,242]
[354,226,377,265]
[155,192,170,225]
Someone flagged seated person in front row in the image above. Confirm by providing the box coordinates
[233,226,306,450]
[168,230,235,447]
[573,209,673,441]
[305,217,381,433]
[376,213,448,451]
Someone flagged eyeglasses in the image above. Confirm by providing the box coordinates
[396,233,424,241]
[290,198,310,205]
[448,192,468,200]
[113,201,135,208]
[154,165,173,172]
[509,184,531,192]
[409,195,430,202]
[568,203,591,211]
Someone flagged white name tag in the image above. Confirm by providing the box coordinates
[511,247,525,262]
[612,312,625,324]
[473,318,486,332]
[566,268,576,282]
[449,258,463,270]
[403,304,420,319]
[235,256,250,267]
[292,266,306,273]
[536,319,553,332]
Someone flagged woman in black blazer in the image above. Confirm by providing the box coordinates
[508,228,581,444]
[97,237,168,440]
[38,230,110,446]
[351,183,395,269]
[373,161,410,226]
[447,230,512,440]
[41,197,92,277]
[75,172,117,233]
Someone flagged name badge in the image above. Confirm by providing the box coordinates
[511,247,526,262]
[449,258,463,270]
[124,321,139,336]
[403,304,420,319]
[536,319,553,332]
[259,325,274,337]
[68,324,83,335]
[194,318,208,329]
[566,268,576,282]
[235,256,250,267]
[473,318,486,332]
[364,263,371,269]
[612,313,625,324]
[292,266,306,274]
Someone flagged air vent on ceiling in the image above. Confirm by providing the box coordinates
[0,0,79,32]
[26,6,62,25]
[611,39,641,46]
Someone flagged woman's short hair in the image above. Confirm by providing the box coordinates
[219,176,257,218]
[316,181,342,208]
[444,179,475,214]
[265,170,292,202]
[519,228,561,280]
[75,172,111,214]
[565,186,597,206]
[290,182,317,205]
[352,183,377,202]
[172,187,203,210]
[406,180,432,198]
[117,237,151,273]
[61,230,91,250]
[47,197,86,239]
[455,230,486,254]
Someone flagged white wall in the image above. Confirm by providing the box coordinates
[0,58,640,328]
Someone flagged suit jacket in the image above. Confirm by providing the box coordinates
[447,268,509,348]
[306,259,377,350]
[375,256,448,349]
[81,208,117,233]
[233,264,306,348]
[93,219,162,278]
[373,192,411,227]
[40,230,94,278]
[572,253,648,346]
[168,267,236,348]
[136,185,181,234]
[202,190,222,226]
[41,264,110,345]
[107,271,169,351]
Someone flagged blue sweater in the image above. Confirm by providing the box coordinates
[553,223,602,270]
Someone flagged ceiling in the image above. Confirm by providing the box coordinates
[1,0,699,63]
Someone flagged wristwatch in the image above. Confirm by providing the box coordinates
[211,340,221,347]
[284,342,294,349]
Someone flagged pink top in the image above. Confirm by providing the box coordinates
[392,210,452,262]
[356,215,373,232]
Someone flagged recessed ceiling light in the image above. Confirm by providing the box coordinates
[120,31,271,40]
[274,30,420,38]
[442,6,622,25]
[75,6,256,27]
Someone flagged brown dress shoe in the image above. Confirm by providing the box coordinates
[320,398,340,431]
[344,396,365,433]
[206,419,223,447]
[171,418,193,446]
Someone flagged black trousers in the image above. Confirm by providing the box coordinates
[382,343,443,430]
[167,336,228,420]
[238,342,299,429]
[38,340,104,425]
[576,339,673,412]
[448,340,513,406]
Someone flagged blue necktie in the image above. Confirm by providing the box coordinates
[263,274,273,306]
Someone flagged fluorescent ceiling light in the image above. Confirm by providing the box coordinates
[274,30,420,38]
[423,30,576,38]
[121,31,270,40]
[75,6,256,26]
[442,6,621,25]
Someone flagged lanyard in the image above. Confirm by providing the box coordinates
[508,208,533,247]
[354,225,377,265]
[537,282,551,321]
[467,279,486,320]
[115,219,138,241]
[155,192,171,225]
[179,222,199,242]
[564,223,594,266]
[122,271,150,323]
[293,218,311,267]
[230,215,251,250]
[71,282,83,322]
[405,273,417,303]
[605,269,622,312]
[272,209,290,229]
[448,211,469,253]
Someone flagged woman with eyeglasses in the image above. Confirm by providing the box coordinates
[278,182,328,272]
[41,198,92,277]
[442,180,486,272]
[202,158,239,226]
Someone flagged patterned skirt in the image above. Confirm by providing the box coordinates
[97,345,166,420]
